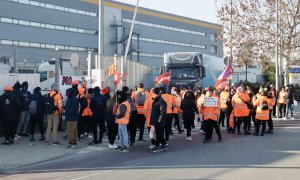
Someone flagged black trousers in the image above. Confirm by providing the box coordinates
[184,120,193,137]
[279,103,286,118]
[248,111,256,131]
[218,108,230,127]
[136,114,146,140]
[272,104,277,117]
[30,115,44,137]
[268,110,273,130]
[236,116,249,133]
[172,113,182,132]
[79,116,92,137]
[164,114,173,142]
[127,111,137,143]
[203,119,221,140]
[155,124,165,147]
[107,123,118,145]
[1,119,14,141]
[255,120,266,134]
[92,118,106,142]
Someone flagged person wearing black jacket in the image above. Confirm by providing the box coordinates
[89,86,108,145]
[285,85,295,120]
[180,91,197,141]
[29,87,46,142]
[105,93,118,149]
[227,89,235,133]
[0,86,21,145]
[65,88,79,148]
[150,88,167,153]
[71,81,88,141]
[17,81,31,137]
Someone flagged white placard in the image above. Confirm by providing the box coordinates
[203,97,218,107]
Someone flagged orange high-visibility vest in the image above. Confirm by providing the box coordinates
[229,112,234,128]
[131,88,149,115]
[162,94,174,114]
[198,95,220,121]
[49,90,63,115]
[144,97,153,127]
[82,99,92,116]
[220,91,230,109]
[232,92,250,117]
[255,96,272,121]
[279,91,287,104]
[115,101,131,125]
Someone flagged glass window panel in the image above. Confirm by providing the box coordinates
[78,10,85,15]
[68,27,77,32]
[69,8,78,13]
[78,28,85,33]
[45,24,55,29]
[90,12,97,17]
[30,22,40,27]
[40,3,45,7]
[1,17,13,23]
[13,19,18,24]
[19,0,29,4]
[19,41,30,47]
[45,4,55,9]
[40,23,45,28]
[0,40,13,45]
[45,44,55,49]
[29,1,39,6]
[40,44,46,48]
[55,25,64,30]
[69,46,77,51]
[30,43,40,47]
[55,45,64,50]
[55,6,64,11]
[77,47,85,51]
[19,20,29,26]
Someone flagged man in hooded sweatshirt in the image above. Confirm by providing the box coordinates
[17,81,31,137]
[65,88,79,148]
[29,87,46,142]
[0,86,21,145]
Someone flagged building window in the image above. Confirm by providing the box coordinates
[123,19,206,36]
[5,0,97,17]
[210,34,217,41]
[210,46,217,54]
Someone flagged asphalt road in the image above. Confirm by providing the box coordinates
[1,120,300,180]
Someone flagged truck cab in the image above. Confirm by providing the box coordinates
[160,52,205,90]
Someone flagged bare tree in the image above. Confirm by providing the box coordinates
[217,0,300,84]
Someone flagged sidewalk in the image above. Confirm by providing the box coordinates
[0,131,104,171]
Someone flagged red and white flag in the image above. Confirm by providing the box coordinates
[114,71,128,85]
[155,72,171,85]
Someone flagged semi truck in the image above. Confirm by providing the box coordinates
[160,52,225,90]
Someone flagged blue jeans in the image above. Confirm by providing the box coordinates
[17,111,30,134]
[118,124,129,148]
[286,104,294,118]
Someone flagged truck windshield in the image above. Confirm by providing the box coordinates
[169,67,199,78]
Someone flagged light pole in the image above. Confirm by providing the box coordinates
[55,48,60,86]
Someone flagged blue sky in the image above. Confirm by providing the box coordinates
[112,0,223,24]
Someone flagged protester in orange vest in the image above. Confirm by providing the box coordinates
[253,91,272,136]
[45,84,63,145]
[218,85,231,128]
[227,88,235,134]
[198,87,222,143]
[122,86,138,146]
[278,86,288,118]
[245,87,256,132]
[171,87,184,134]
[131,83,149,141]
[80,88,93,140]
[197,89,207,133]
[144,88,155,149]
[232,86,251,135]
[160,87,174,145]
[265,88,276,134]
[115,91,131,152]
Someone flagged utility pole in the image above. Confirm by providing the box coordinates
[230,0,233,63]
[55,48,60,86]
[98,0,104,55]
[275,0,280,91]
[124,0,140,65]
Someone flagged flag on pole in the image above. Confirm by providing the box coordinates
[214,65,233,90]
[108,63,117,76]
[114,71,128,85]
[155,72,171,85]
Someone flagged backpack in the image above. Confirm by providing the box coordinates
[136,91,146,106]
[45,93,58,114]
[29,100,38,114]
[94,96,106,112]
[261,100,269,110]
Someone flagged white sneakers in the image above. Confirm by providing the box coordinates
[291,117,295,120]
[109,144,118,149]
[149,145,156,149]
[186,136,192,141]
[14,135,21,140]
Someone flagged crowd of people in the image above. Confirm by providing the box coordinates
[0,80,296,153]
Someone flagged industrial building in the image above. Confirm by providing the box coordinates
[0,0,223,72]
